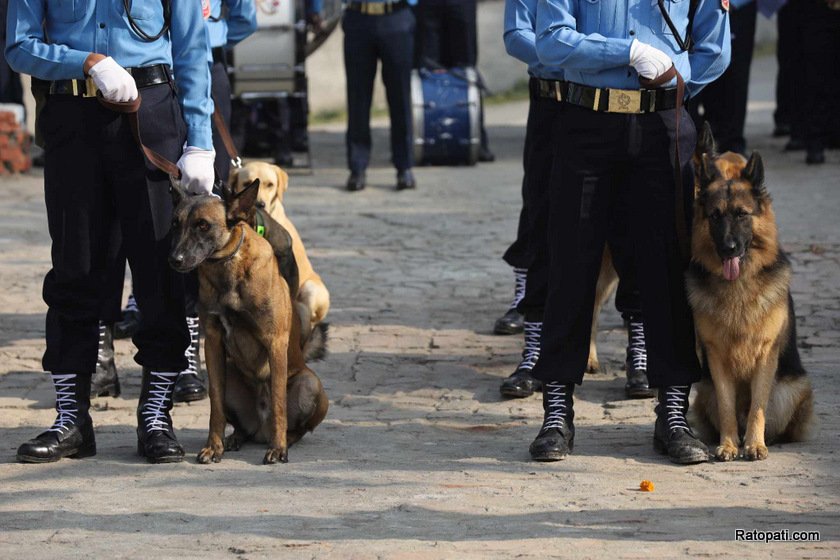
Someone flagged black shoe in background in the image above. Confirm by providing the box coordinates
[91,322,120,398]
[114,309,142,340]
[772,123,791,137]
[493,307,524,335]
[784,137,805,152]
[396,169,416,191]
[806,147,826,165]
[500,368,542,398]
[346,171,366,192]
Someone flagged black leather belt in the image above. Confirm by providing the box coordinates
[560,81,680,114]
[346,0,408,14]
[48,64,172,97]
[211,47,226,65]
[533,77,567,101]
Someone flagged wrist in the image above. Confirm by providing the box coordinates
[84,53,107,76]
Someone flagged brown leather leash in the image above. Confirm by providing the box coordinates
[640,65,690,263]
[211,97,242,170]
[97,93,182,179]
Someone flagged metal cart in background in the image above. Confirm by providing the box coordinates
[229,0,341,171]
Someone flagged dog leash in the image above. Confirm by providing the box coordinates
[206,223,246,263]
[639,65,690,263]
[210,94,242,170]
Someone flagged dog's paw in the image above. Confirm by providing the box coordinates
[263,448,288,465]
[744,443,769,461]
[197,446,224,464]
[715,443,739,462]
[224,433,244,452]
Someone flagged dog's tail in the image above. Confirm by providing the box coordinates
[302,322,329,362]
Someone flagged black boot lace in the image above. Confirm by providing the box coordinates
[510,267,527,309]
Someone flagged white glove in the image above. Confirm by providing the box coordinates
[174,147,216,196]
[87,56,138,102]
[629,39,673,80]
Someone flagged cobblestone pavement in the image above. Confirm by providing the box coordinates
[0,56,838,558]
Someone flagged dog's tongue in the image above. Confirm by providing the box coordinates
[722,257,741,281]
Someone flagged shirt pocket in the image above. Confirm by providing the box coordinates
[124,0,159,20]
[656,0,690,36]
[47,0,84,23]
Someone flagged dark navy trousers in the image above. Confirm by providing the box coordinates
[531,105,700,388]
[40,83,189,375]
[343,7,415,173]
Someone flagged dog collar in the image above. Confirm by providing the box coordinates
[207,225,246,264]
[255,210,266,237]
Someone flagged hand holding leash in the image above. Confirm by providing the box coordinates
[88,56,138,102]
[629,39,673,81]
[174,147,216,196]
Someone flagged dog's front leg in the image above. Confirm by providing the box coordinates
[707,352,740,461]
[264,336,290,464]
[743,355,777,461]
[198,316,227,464]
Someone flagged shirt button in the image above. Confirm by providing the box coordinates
[629,30,635,36]
[99,22,106,29]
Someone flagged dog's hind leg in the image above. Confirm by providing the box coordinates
[767,376,815,444]
[688,379,720,444]
[587,248,618,374]
[286,369,329,446]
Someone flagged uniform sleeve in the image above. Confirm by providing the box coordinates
[169,0,214,150]
[307,0,324,15]
[225,0,257,47]
[686,0,731,97]
[504,0,539,67]
[5,0,89,79]
[535,0,633,71]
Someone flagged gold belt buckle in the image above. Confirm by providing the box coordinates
[365,2,386,14]
[607,89,643,114]
[82,76,98,98]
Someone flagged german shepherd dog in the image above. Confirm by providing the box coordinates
[169,181,329,464]
[686,134,814,461]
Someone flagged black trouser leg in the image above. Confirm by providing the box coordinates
[801,0,840,152]
[692,1,756,154]
[378,8,415,172]
[532,106,700,387]
[343,11,379,173]
[210,60,233,183]
[775,3,796,129]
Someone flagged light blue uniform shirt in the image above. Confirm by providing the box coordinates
[5,0,214,149]
[535,0,731,98]
[343,0,418,5]
[505,0,565,79]
[207,0,257,50]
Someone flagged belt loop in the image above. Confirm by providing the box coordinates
[593,89,601,111]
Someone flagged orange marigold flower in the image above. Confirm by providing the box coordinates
[639,480,655,492]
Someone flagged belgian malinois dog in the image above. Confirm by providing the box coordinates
[686,141,814,462]
[169,181,328,464]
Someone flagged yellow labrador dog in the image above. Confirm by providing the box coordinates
[232,161,331,327]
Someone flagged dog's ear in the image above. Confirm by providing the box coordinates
[276,165,289,195]
[742,151,767,197]
[226,178,260,224]
[698,153,720,191]
[170,181,187,208]
[696,122,718,159]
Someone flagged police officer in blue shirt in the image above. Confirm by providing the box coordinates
[7,0,215,464]
[343,0,417,191]
[499,0,654,402]
[527,0,730,464]
[207,0,257,182]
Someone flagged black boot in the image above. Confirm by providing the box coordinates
[500,320,542,398]
[91,322,121,397]
[624,315,654,399]
[17,373,96,463]
[653,386,710,465]
[114,294,142,340]
[529,382,575,461]
[173,316,207,403]
[493,268,526,335]
[137,369,184,463]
